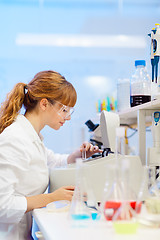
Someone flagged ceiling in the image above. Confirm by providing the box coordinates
[1,0,160,7]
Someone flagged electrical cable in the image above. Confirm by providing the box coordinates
[120,124,151,139]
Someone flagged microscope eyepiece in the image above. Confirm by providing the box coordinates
[85,120,99,132]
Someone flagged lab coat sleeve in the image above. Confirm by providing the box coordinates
[46,147,69,169]
[0,135,27,224]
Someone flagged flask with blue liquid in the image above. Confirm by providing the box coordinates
[69,158,100,222]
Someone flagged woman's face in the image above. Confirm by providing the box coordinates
[45,101,71,130]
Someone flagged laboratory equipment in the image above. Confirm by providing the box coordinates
[102,164,124,221]
[117,78,130,112]
[148,24,160,100]
[49,111,143,204]
[102,129,137,222]
[69,158,91,221]
[49,155,142,203]
[112,160,138,234]
[136,166,160,227]
[69,158,100,222]
[85,120,103,150]
[147,111,160,166]
[100,110,120,154]
[130,60,151,107]
[85,111,120,156]
[153,24,160,83]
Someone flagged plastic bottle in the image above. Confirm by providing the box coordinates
[130,60,151,107]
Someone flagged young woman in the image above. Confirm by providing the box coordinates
[0,70,101,240]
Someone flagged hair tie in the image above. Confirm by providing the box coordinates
[24,85,28,94]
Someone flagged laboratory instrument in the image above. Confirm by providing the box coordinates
[69,158,91,221]
[147,111,160,166]
[49,111,143,203]
[117,78,130,112]
[130,60,151,107]
[100,110,120,155]
[148,23,160,99]
[102,129,137,222]
[85,110,120,156]
[136,166,160,227]
[85,119,103,150]
[112,160,138,234]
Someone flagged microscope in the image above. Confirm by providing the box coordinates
[85,111,120,156]
[49,111,142,202]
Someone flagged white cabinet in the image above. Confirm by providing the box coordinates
[118,99,160,165]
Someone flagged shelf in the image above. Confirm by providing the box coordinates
[118,99,160,165]
[118,99,160,125]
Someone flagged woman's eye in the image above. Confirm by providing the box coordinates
[63,108,68,113]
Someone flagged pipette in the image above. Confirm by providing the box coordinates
[148,29,155,82]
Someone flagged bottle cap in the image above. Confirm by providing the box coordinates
[135,60,146,67]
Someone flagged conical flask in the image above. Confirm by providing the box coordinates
[136,166,160,227]
[102,158,137,221]
[83,165,101,221]
[112,160,138,234]
[102,164,123,221]
[69,158,91,221]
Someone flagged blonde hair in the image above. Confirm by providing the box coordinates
[0,70,77,133]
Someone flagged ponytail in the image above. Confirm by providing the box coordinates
[0,83,26,134]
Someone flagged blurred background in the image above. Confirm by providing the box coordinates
[0,0,159,154]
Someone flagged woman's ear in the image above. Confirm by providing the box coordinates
[39,98,49,111]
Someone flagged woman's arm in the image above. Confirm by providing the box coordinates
[26,185,74,212]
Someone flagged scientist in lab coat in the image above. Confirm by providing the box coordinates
[0,70,101,240]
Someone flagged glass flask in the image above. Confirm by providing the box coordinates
[69,158,100,222]
[136,166,160,227]
[102,160,137,222]
[69,158,91,221]
[112,160,138,234]
[102,128,137,222]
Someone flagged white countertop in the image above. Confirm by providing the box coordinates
[33,208,160,240]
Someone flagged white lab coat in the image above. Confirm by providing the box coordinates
[0,114,69,240]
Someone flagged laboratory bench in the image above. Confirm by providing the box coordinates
[32,99,160,239]
[33,208,160,240]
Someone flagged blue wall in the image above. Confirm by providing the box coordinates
[0,1,159,154]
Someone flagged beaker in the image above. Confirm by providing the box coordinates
[136,166,160,227]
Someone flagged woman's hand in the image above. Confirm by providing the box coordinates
[26,186,75,212]
[50,186,75,202]
[80,142,103,158]
[67,142,102,164]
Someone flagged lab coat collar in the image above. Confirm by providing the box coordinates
[15,114,43,144]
